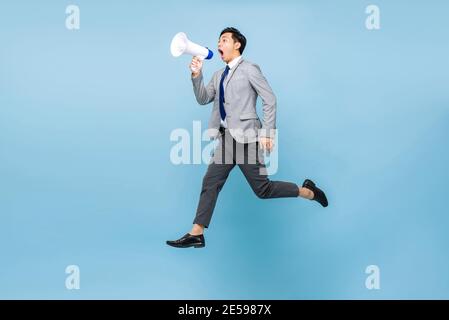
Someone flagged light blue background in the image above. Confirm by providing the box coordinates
[1,0,448,299]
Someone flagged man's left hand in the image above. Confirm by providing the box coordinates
[259,137,274,152]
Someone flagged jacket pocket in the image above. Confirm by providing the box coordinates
[239,112,258,120]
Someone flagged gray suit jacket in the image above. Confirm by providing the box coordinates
[192,58,276,143]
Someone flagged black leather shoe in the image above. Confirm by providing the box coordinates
[166,233,205,248]
[302,179,328,207]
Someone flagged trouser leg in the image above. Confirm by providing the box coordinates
[238,141,299,199]
[193,129,235,227]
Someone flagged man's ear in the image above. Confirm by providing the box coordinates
[234,42,241,51]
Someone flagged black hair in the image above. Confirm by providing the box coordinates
[220,27,247,54]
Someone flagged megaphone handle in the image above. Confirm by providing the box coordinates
[191,56,205,73]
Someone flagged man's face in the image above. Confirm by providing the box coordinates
[218,32,241,63]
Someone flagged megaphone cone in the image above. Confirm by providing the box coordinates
[170,32,213,60]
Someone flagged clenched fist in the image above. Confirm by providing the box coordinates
[190,56,203,78]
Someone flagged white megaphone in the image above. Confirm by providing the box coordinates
[170,32,213,72]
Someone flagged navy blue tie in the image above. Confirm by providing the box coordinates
[219,65,230,121]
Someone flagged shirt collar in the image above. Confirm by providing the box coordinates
[227,55,242,70]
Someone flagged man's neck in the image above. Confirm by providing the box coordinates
[226,55,242,68]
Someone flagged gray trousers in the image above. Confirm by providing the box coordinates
[193,127,299,228]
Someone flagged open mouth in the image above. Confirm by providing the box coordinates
[218,49,224,57]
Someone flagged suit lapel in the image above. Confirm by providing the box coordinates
[225,58,244,89]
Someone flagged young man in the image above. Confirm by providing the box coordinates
[167,27,328,248]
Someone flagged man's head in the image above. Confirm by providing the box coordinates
[218,27,247,63]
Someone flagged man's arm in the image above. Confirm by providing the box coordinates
[247,63,277,139]
[191,57,215,105]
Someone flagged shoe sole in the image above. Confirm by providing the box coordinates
[167,243,205,248]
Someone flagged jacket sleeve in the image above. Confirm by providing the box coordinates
[247,64,277,138]
[191,71,216,105]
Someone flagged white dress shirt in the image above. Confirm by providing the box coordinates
[220,55,243,128]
